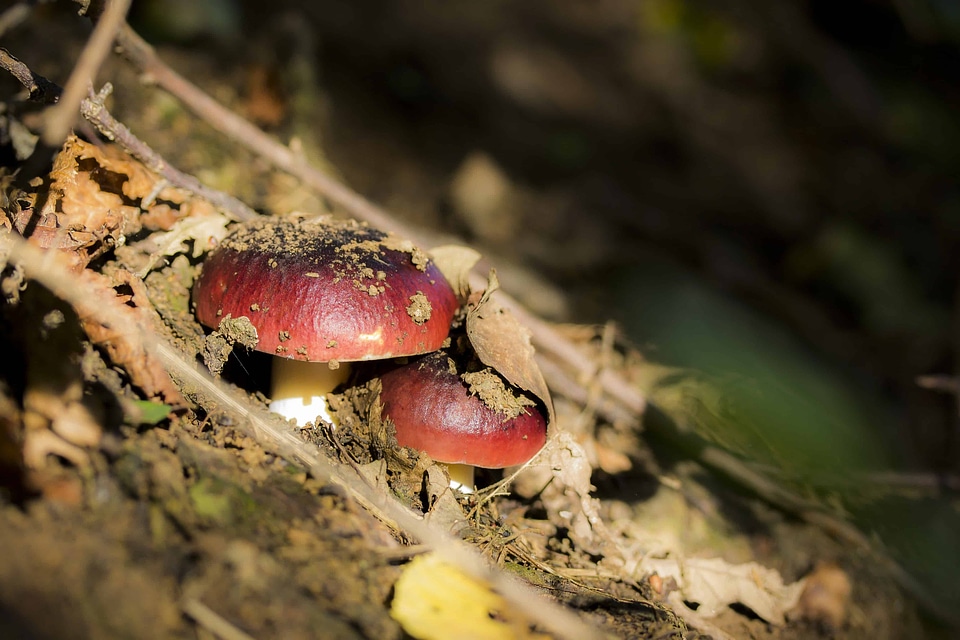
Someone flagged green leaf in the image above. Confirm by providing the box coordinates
[130,400,173,425]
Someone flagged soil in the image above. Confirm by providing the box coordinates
[1,2,956,640]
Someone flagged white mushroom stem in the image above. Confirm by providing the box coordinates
[268,359,350,426]
[445,463,476,493]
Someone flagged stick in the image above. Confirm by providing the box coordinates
[80,84,259,222]
[0,47,62,104]
[41,0,132,147]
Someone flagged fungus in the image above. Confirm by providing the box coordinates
[378,351,548,492]
[193,215,459,425]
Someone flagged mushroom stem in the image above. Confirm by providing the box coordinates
[269,359,350,426]
[446,464,475,493]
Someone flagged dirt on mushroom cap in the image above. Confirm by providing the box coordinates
[192,215,459,362]
[378,352,548,468]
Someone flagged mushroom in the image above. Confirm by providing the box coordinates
[193,215,459,426]
[378,351,548,492]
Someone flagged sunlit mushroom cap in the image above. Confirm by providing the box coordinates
[193,216,458,362]
[379,352,548,468]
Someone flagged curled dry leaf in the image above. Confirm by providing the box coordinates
[465,270,554,425]
[792,561,852,630]
[17,289,102,471]
[639,555,806,626]
[128,210,231,277]
[428,244,481,302]
[4,136,223,275]
[76,268,186,407]
[9,135,142,269]
[539,432,619,557]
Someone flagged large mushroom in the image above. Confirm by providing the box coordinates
[193,215,459,425]
[378,351,548,492]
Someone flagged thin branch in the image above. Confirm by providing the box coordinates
[0,229,606,640]
[41,0,131,147]
[0,47,62,104]
[80,84,258,222]
[0,3,32,39]
[181,599,257,640]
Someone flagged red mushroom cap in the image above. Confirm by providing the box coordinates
[379,352,548,468]
[193,216,458,362]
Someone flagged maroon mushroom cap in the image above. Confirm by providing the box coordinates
[193,216,459,362]
[379,352,548,468]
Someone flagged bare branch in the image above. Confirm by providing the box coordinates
[80,85,258,222]
[0,3,32,39]
[0,47,62,104]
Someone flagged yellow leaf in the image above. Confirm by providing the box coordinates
[391,553,550,640]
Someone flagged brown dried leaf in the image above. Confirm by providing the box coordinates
[74,138,188,206]
[465,270,554,424]
[539,432,617,556]
[639,555,806,625]
[428,244,481,301]
[10,136,143,268]
[75,269,186,407]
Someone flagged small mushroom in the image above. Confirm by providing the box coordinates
[379,351,548,492]
[193,215,459,425]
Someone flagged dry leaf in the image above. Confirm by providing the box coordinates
[10,136,142,268]
[422,465,468,531]
[538,432,618,557]
[130,212,231,276]
[17,288,102,471]
[76,268,185,407]
[391,552,551,640]
[639,555,806,625]
[465,271,554,424]
[429,244,481,301]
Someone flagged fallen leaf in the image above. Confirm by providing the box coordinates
[539,432,618,557]
[11,135,142,268]
[639,555,806,625]
[429,244,481,302]
[131,211,231,277]
[792,561,852,630]
[465,271,554,425]
[422,465,468,531]
[128,400,173,426]
[391,553,550,640]
[76,268,186,407]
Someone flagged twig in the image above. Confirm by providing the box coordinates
[113,24,401,233]
[0,229,606,640]
[0,47,62,104]
[41,0,131,147]
[0,3,31,39]
[181,598,257,640]
[80,84,258,222]
[110,20,647,422]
